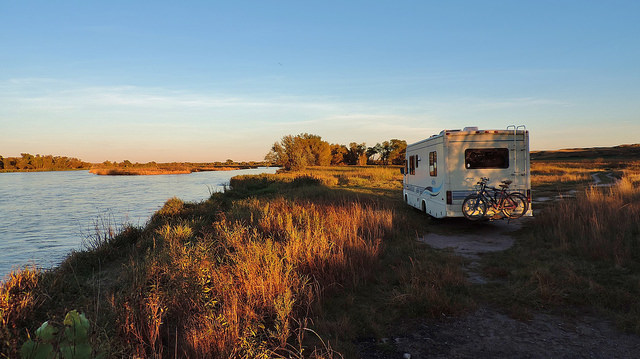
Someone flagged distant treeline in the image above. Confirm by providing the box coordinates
[0,153,90,172]
[265,133,406,170]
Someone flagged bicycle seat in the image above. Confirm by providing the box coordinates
[499,184,509,189]
[501,180,512,185]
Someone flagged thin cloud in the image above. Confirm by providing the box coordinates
[471,97,572,109]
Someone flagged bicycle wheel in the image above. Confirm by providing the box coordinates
[502,193,528,219]
[462,194,487,220]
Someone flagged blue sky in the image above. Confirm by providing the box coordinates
[1,1,639,162]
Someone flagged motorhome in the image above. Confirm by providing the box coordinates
[402,126,531,218]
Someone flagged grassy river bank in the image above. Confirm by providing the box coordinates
[2,162,640,358]
[2,166,471,357]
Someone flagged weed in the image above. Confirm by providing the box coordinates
[20,310,104,359]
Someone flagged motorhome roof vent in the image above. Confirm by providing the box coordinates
[463,126,479,132]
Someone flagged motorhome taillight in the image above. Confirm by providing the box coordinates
[446,191,452,205]
[527,189,531,203]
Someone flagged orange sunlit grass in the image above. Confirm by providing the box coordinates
[530,161,600,186]
[0,266,41,352]
[3,166,460,358]
[535,176,640,266]
[483,161,640,334]
[107,172,399,357]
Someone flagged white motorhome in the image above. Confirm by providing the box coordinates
[402,126,531,218]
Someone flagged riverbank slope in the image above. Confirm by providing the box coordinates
[3,156,640,358]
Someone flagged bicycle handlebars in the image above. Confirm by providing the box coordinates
[476,177,512,187]
[477,177,490,185]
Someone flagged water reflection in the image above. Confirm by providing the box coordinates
[0,168,277,278]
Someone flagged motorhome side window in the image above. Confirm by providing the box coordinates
[429,151,437,176]
[464,148,509,169]
[409,155,416,175]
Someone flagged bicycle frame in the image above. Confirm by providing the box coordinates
[463,177,527,220]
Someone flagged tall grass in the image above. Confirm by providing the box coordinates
[483,166,640,332]
[3,166,463,358]
[0,266,41,356]
[535,177,640,266]
[107,173,401,357]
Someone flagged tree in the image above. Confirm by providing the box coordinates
[265,142,287,167]
[265,133,332,170]
[366,143,383,164]
[305,134,331,166]
[265,136,407,168]
[282,134,309,170]
[388,139,407,165]
[344,142,367,165]
[17,153,35,170]
[330,144,348,165]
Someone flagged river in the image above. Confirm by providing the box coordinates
[0,168,277,278]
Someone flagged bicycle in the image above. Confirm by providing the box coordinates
[462,177,529,220]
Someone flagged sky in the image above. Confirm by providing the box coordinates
[1,0,639,163]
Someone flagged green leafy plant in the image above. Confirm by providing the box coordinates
[21,310,104,359]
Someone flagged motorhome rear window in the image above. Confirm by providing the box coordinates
[465,148,509,169]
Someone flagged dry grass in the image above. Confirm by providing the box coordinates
[483,163,640,333]
[7,160,640,357]
[0,266,42,357]
[535,177,640,266]
[300,166,403,188]
[1,166,468,358]
[111,196,394,357]
[531,161,603,187]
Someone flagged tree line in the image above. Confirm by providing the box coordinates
[265,133,406,170]
[0,153,90,171]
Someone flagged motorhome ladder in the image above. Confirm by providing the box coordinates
[506,125,527,181]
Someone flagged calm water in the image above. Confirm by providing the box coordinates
[0,168,277,278]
